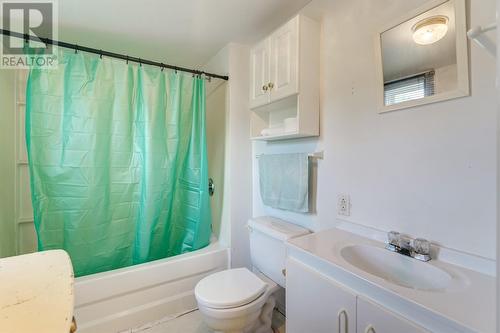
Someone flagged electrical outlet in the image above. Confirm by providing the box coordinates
[337,194,350,216]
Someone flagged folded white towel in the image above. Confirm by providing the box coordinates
[261,127,285,136]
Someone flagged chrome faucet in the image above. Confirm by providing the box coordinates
[385,231,431,262]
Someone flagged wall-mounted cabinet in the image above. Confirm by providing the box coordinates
[249,14,319,141]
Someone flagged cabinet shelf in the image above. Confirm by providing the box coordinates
[251,131,302,141]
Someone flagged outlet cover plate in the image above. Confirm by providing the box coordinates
[337,194,350,216]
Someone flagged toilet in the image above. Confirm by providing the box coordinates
[195,216,310,333]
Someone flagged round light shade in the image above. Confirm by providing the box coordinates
[412,15,449,45]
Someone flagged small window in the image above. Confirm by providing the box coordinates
[384,71,435,106]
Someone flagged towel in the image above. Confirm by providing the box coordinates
[258,153,309,213]
[261,127,285,136]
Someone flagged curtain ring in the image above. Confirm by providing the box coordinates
[160,63,164,72]
[126,55,129,64]
[74,44,78,54]
[99,50,103,59]
[139,58,142,67]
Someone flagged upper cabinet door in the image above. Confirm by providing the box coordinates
[270,15,299,102]
[250,39,271,109]
[357,297,429,333]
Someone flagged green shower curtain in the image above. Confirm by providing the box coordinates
[25,49,212,277]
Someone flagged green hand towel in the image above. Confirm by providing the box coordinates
[258,153,309,213]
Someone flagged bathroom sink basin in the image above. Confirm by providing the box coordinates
[340,245,451,291]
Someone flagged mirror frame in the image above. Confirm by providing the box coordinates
[374,0,469,113]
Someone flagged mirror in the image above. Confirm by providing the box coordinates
[376,0,469,113]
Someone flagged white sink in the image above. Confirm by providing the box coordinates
[340,244,452,291]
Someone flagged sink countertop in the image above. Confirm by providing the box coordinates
[286,228,495,333]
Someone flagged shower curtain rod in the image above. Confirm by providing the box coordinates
[0,29,229,81]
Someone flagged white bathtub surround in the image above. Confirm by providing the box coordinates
[74,243,228,333]
[0,250,74,333]
[286,228,495,333]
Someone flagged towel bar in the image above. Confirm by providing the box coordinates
[467,23,496,56]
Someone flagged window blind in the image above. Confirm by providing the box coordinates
[384,71,435,106]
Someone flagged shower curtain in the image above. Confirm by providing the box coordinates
[25,49,212,276]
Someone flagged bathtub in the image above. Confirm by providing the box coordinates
[73,242,229,333]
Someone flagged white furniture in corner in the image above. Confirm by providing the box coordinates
[249,14,319,141]
[286,258,428,333]
[285,228,495,333]
[287,258,356,333]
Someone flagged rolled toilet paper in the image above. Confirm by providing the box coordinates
[283,117,298,132]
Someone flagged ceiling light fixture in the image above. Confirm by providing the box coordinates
[412,15,449,45]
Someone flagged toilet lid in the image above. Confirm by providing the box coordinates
[195,268,268,309]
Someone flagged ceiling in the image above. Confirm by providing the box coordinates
[55,0,313,69]
[381,1,457,82]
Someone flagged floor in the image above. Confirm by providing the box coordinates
[121,309,286,333]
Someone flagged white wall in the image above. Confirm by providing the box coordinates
[206,78,227,241]
[253,0,497,261]
[203,47,231,250]
[0,70,16,258]
[204,44,254,269]
[226,44,253,269]
[0,69,38,257]
[495,0,499,327]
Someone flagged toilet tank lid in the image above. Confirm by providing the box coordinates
[248,217,310,241]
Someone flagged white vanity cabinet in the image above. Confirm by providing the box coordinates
[286,258,428,333]
[249,14,319,141]
[286,258,356,333]
[357,297,428,333]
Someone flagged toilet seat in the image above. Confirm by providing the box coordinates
[195,268,268,309]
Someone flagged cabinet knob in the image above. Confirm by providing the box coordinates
[268,82,274,90]
[262,85,268,91]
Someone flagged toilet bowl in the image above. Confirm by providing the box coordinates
[195,268,279,333]
[195,217,310,333]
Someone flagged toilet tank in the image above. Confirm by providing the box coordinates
[248,217,310,287]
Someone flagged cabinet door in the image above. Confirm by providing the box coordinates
[286,258,356,333]
[269,15,299,102]
[357,297,429,333]
[250,38,270,108]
